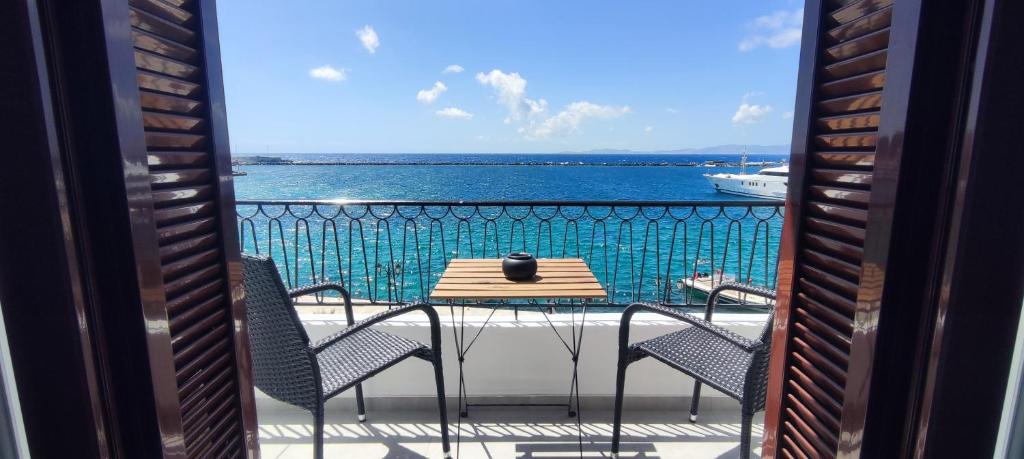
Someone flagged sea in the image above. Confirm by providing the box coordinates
[232,153,788,201]
[232,153,788,306]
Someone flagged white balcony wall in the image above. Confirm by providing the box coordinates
[252,311,771,401]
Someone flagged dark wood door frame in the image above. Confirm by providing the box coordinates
[911,0,1024,455]
[0,1,115,457]
[2,0,261,456]
[763,0,1022,456]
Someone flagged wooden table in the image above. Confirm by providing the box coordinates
[431,258,606,455]
[431,258,607,301]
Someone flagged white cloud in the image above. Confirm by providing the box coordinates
[644,126,654,134]
[732,104,774,124]
[309,65,347,82]
[782,111,794,119]
[476,68,630,139]
[522,101,631,139]
[436,107,473,120]
[443,64,464,74]
[356,25,379,54]
[476,69,532,120]
[739,9,803,52]
[416,81,447,104]
[665,108,679,114]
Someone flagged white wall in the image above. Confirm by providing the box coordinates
[256,310,770,401]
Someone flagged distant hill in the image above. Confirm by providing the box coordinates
[566,144,791,155]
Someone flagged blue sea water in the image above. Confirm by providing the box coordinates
[232,153,787,305]
[233,153,787,201]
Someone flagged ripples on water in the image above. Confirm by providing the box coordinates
[233,153,786,306]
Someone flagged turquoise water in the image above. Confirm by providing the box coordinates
[233,154,786,305]
[233,153,786,202]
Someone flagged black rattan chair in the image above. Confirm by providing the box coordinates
[611,282,776,459]
[242,254,451,459]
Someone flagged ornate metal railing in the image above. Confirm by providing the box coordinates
[235,200,784,307]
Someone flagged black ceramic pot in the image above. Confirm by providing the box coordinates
[502,253,538,280]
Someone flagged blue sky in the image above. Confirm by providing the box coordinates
[218,1,803,154]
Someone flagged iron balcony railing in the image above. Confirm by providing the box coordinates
[235,200,784,308]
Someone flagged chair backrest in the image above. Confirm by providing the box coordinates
[241,255,320,410]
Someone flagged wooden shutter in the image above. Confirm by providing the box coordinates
[762,0,925,457]
[128,0,257,456]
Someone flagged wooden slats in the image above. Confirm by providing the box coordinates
[143,112,204,131]
[785,405,836,457]
[816,113,879,132]
[802,247,862,280]
[786,393,840,447]
[819,70,886,98]
[826,6,892,43]
[808,185,871,206]
[798,278,856,316]
[787,380,842,430]
[132,29,197,61]
[146,132,206,150]
[794,306,853,351]
[156,217,216,243]
[777,6,892,450]
[811,169,873,188]
[821,49,888,81]
[793,324,850,374]
[151,169,210,186]
[140,91,202,115]
[825,28,889,62]
[802,265,859,300]
[803,232,864,264]
[138,70,200,97]
[163,248,220,280]
[130,7,195,44]
[806,201,868,226]
[179,364,232,415]
[148,151,208,168]
[130,0,193,26]
[432,258,606,300]
[177,351,232,401]
[813,151,875,168]
[158,233,217,262]
[816,133,877,149]
[169,294,224,333]
[172,311,227,357]
[830,0,893,25]
[805,217,866,244]
[817,91,882,115]
[154,201,215,226]
[164,263,220,298]
[175,337,229,383]
[135,49,200,80]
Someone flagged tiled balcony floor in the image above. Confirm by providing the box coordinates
[257,398,763,458]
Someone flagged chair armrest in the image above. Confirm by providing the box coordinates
[288,282,354,325]
[311,303,442,354]
[703,282,777,321]
[619,302,759,352]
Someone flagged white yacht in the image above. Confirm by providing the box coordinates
[703,156,788,200]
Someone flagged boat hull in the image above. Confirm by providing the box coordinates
[704,173,787,200]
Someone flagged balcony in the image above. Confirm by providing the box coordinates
[239,200,780,457]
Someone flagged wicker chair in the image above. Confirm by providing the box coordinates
[611,282,776,459]
[242,255,451,459]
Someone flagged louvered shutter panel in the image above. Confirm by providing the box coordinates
[128,0,257,456]
[762,0,920,457]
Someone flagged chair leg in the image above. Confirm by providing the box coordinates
[355,383,367,422]
[432,354,452,458]
[690,381,703,422]
[611,356,629,458]
[313,406,325,459]
[740,411,753,459]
